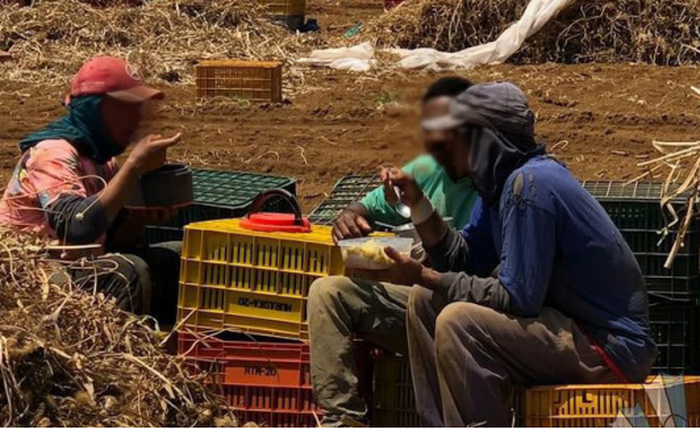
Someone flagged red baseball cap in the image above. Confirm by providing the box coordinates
[70,56,164,103]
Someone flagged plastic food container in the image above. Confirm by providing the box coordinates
[338,237,414,270]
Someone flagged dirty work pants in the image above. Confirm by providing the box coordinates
[70,241,182,325]
[308,276,411,425]
[407,286,618,427]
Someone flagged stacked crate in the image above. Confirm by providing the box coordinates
[176,216,383,426]
[145,169,296,245]
[582,181,699,375]
[178,332,320,427]
[177,219,344,340]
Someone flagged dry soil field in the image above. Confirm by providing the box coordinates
[1,0,699,211]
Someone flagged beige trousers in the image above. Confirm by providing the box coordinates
[407,286,618,427]
[307,276,411,425]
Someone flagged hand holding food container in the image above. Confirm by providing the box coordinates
[338,237,413,270]
[338,236,425,285]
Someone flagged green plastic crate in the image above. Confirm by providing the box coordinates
[145,169,296,244]
[649,295,698,375]
[581,181,699,299]
[309,175,381,225]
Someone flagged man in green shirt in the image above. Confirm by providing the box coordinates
[311,77,479,426]
[332,77,479,242]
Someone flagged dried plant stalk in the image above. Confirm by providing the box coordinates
[0,227,234,427]
[630,121,700,267]
[358,0,700,66]
[0,0,306,86]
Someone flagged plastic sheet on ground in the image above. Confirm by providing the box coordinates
[297,0,575,71]
[296,42,376,71]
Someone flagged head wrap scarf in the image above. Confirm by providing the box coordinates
[19,95,123,165]
[450,82,545,206]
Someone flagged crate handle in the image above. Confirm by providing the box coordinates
[648,291,696,305]
[247,188,304,226]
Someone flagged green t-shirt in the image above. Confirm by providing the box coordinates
[360,155,478,229]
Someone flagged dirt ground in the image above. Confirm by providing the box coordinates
[1,0,700,212]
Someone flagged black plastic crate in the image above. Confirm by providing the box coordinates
[144,226,184,244]
[309,174,381,225]
[145,169,296,244]
[189,169,296,208]
[648,295,698,375]
[582,181,699,299]
[372,354,420,428]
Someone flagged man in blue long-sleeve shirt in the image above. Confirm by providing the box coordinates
[379,82,656,426]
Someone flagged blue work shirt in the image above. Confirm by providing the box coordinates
[460,156,656,382]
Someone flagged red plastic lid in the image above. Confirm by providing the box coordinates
[240,213,312,233]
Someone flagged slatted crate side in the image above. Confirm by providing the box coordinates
[177,219,343,339]
[372,355,419,427]
[649,297,698,374]
[308,174,381,225]
[178,332,312,388]
[145,169,297,244]
[582,181,700,299]
[196,61,282,103]
[234,409,319,428]
[524,376,700,427]
[178,332,376,427]
[191,169,296,208]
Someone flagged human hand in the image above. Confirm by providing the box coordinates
[125,133,182,174]
[380,167,423,207]
[354,246,425,286]
[332,209,373,242]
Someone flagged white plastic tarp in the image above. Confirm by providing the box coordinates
[298,0,576,71]
[296,43,376,71]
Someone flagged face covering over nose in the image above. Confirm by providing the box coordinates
[18,95,124,165]
[442,82,545,206]
[465,126,545,207]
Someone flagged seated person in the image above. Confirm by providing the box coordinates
[0,56,182,324]
[309,77,480,426]
[332,76,479,241]
[381,82,656,426]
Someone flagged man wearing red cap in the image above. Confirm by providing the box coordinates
[0,57,182,322]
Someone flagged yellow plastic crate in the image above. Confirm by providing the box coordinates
[524,376,700,427]
[178,218,364,340]
[195,60,282,103]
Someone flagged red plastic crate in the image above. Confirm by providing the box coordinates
[222,384,320,413]
[179,332,378,426]
[178,332,311,388]
[179,331,324,425]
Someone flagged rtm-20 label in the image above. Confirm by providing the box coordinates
[237,297,293,313]
[244,365,279,377]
